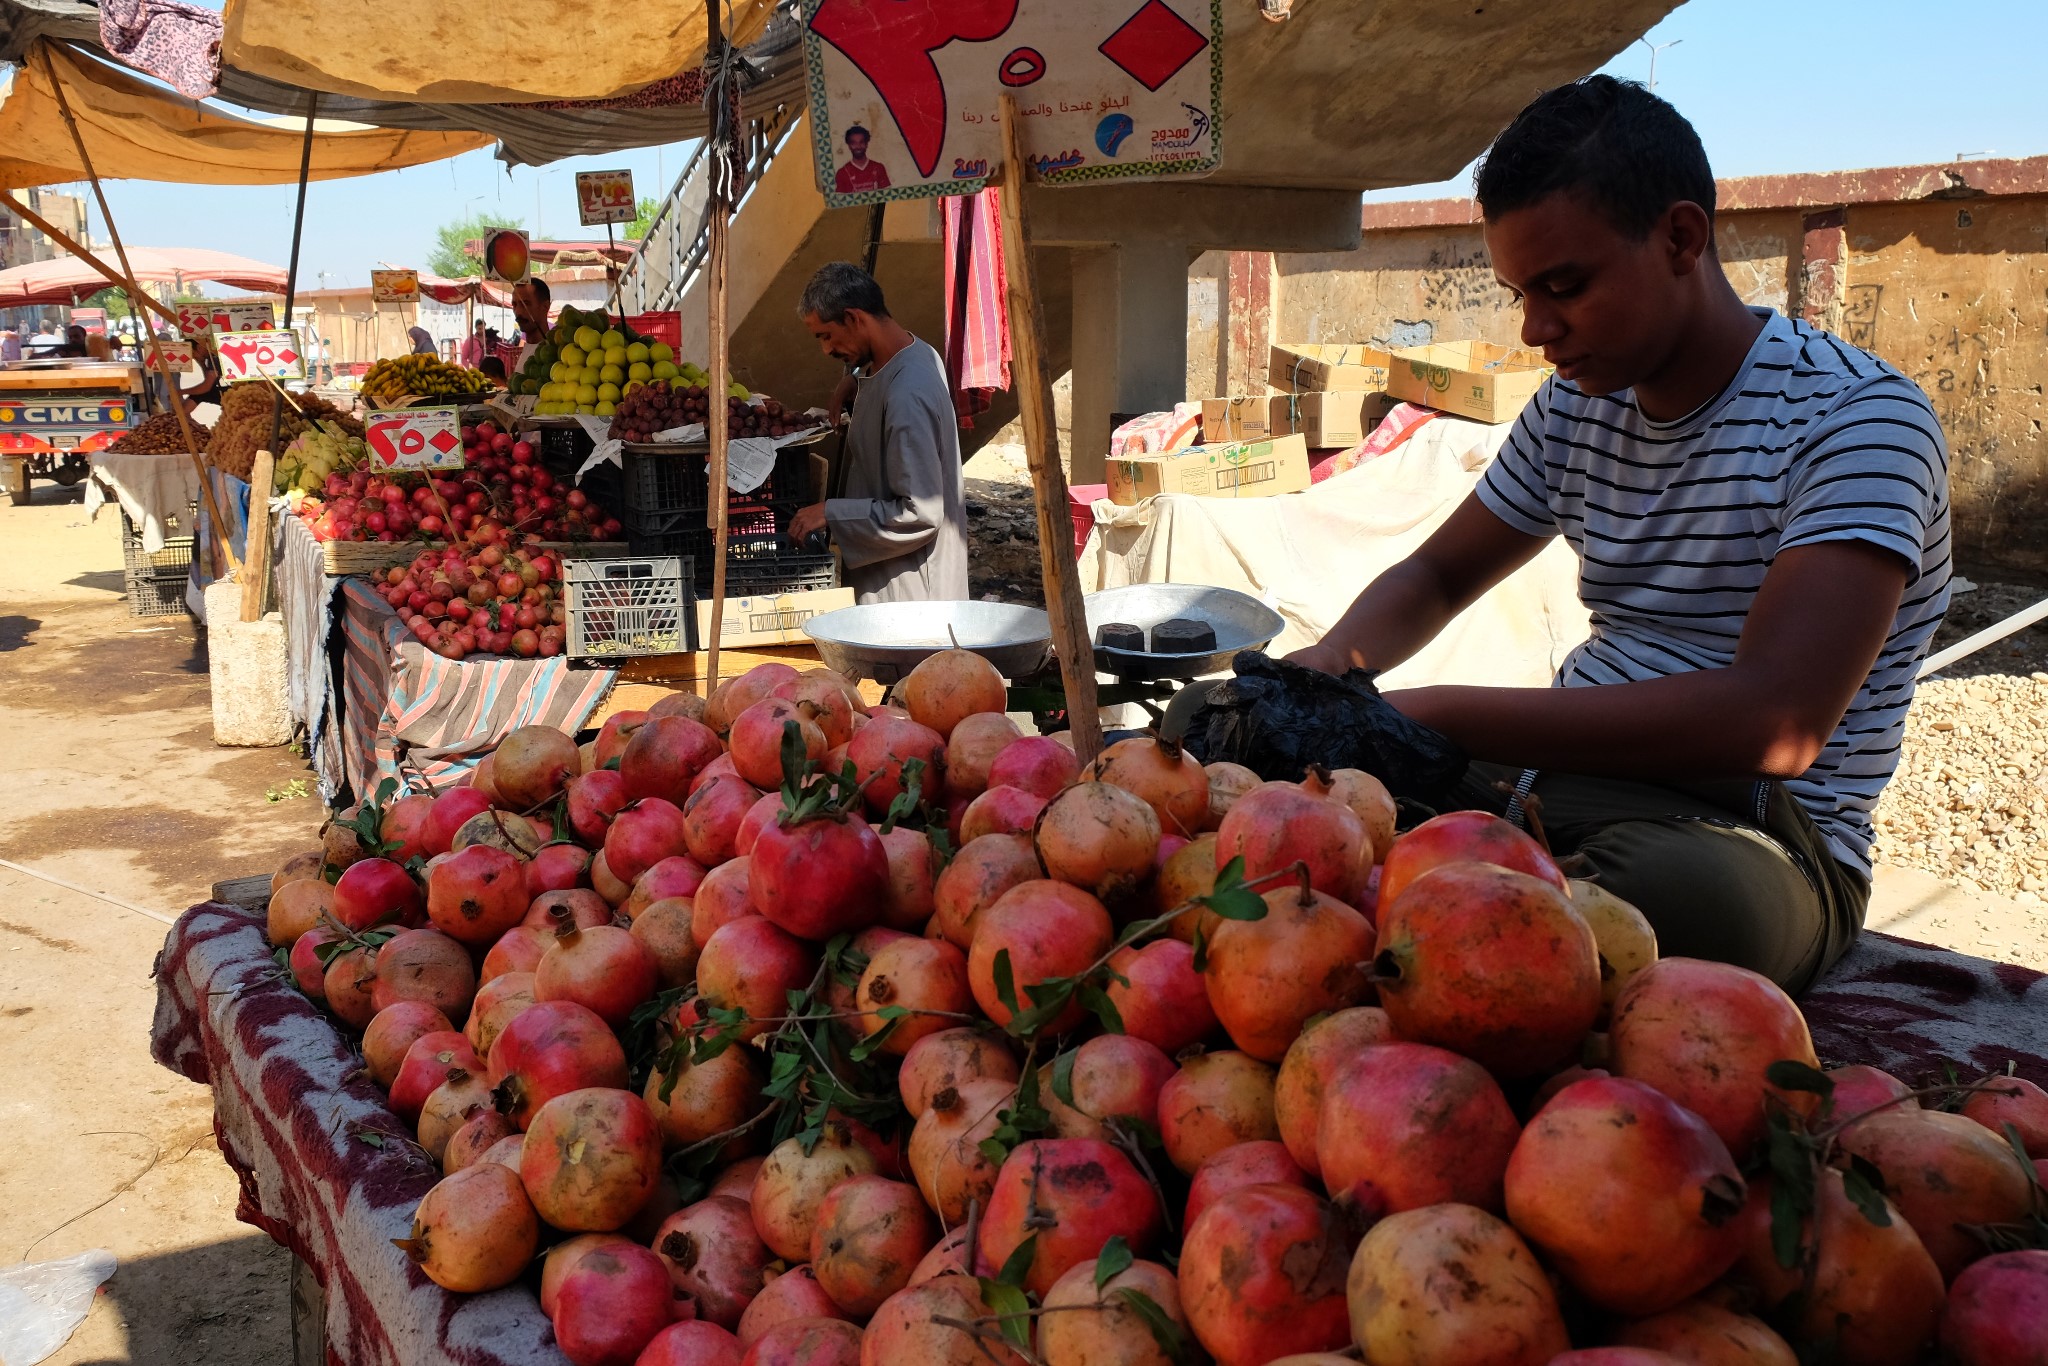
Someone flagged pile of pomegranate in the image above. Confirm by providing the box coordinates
[267,650,2048,1366]
[294,419,623,546]
[371,535,567,660]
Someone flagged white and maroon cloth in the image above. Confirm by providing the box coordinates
[940,188,1009,429]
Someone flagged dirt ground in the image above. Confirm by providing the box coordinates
[0,481,317,1365]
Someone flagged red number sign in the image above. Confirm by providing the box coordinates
[216,330,304,382]
[365,407,464,471]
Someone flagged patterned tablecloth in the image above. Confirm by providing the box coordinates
[151,894,2047,1366]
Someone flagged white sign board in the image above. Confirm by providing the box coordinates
[365,405,464,471]
[216,329,304,382]
[146,337,196,369]
[175,301,277,339]
[371,269,421,303]
[802,0,1221,209]
[576,169,637,226]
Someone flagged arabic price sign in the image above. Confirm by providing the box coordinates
[365,406,464,471]
[371,269,420,303]
[146,337,196,369]
[216,329,304,382]
[175,301,277,339]
[576,169,637,226]
[802,0,1221,209]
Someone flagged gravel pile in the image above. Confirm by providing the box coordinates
[1871,581,2048,904]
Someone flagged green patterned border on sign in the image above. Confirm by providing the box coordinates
[799,0,1224,210]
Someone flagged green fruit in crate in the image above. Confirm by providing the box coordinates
[574,325,601,352]
[649,342,674,364]
[627,362,651,383]
[652,361,678,381]
[601,328,625,348]
[626,342,650,364]
[599,364,624,385]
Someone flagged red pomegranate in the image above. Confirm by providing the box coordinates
[1378,809,1566,907]
[535,922,658,1029]
[1179,1184,1354,1366]
[958,786,1049,843]
[1374,862,1601,1079]
[1035,782,1161,905]
[552,1242,680,1366]
[691,857,756,943]
[739,1318,861,1366]
[643,1037,764,1151]
[627,855,709,915]
[1091,734,1208,838]
[737,1267,847,1346]
[898,649,1007,739]
[333,857,424,932]
[605,798,693,885]
[647,690,710,722]
[1961,1075,2048,1156]
[897,1029,1020,1119]
[1102,939,1217,1055]
[1184,1140,1308,1231]
[876,825,939,931]
[288,923,343,999]
[367,927,476,1024]
[1155,834,1218,939]
[1042,1034,1177,1141]
[751,1126,881,1262]
[750,809,890,940]
[268,877,333,946]
[465,972,536,1057]
[526,842,593,899]
[1609,957,1820,1160]
[421,786,493,856]
[362,1001,454,1089]
[854,936,971,1055]
[1505,1076,1747,1314]
[591,850,631,906]
[426,845,529,946]
[1157,1050,1279,1175]
[1825,1063,1916,1131]
[486,999,630,1128]
[860,1278,1026,1366]
[494,726,580,808]
[567,769,631,846]
[1041,1256,1188,1366]
[1204,883,1374,1063]
[907,1078,1012,1223]
[809,1175,936,1316]
[591,710,647,769]
[321,945,380,1028]
[622,715,725,804]
[846,715,948,817]
[1835,1107,2036,1282]
[1941,1249,2048,1366]
[1274,1006,1395,1177]
[730,699,829,790]
[632,898,700,988]
[1214,782,1368,907]
[683,775,767,868]
[525,888,613,932]
[520,1086,662,1232]
[931,833,1040,950]
[1316,1042,1521,1218]
[417,1066,495,1161]
[393,1161,538,1292]
[988,734,1081,799]
[696,916,818,1041]
[637,1322,743,1366]
[442,1106,517,1175]
[977,1138,1162,1296]
[481,924,551,981]
[721,663,801,723]
[966,880,1113,1034]
[1346,1203,1569,1366]
[943,711,1022,802]
[390,1030,482,1121]
[733,792,783,859]
[652,1195,770,1330]
[1202,762,1262,832]
[379,793,436,864]
[1297,766,1398,864]
[773,670,866,748]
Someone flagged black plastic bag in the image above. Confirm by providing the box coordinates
[1184,651,1468,806]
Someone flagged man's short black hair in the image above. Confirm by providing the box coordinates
[800,262,889,323]
[845,124,869,146]
[1474,75,1715,239]
[517,276,551,308]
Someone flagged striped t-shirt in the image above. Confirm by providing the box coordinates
[1476,308,1951,874]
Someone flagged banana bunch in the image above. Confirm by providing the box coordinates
[364,353,492,403]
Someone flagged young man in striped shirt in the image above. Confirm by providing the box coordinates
[1291,77,1950,991]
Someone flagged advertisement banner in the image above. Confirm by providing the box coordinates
[371,269,421,303]
[576,169,637,226]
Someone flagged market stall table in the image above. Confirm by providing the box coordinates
[149,889,2048,1366]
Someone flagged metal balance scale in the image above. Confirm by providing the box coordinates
[803,584,1284,729]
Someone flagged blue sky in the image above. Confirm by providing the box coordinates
[80,0,2048,289]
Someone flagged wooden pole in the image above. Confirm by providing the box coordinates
[996,95,1101,764]
[269,91,317,455]
[703,0,732,691]
[40,44,238,574]
[241,449,275,622]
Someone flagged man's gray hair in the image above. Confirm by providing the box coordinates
[799,261,889,324]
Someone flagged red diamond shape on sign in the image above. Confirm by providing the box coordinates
[429,429,459,455]
[1099,0,1208,93]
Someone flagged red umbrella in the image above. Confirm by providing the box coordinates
[0,246,286,306]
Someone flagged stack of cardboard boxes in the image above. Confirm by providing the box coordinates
[1105,338,1552,508]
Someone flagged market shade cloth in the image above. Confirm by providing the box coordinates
[0,0,805,167]
[148,895,2047,1366]
[0,41,490,190]
[83,447,199,552]
[0,243,285,304]
[415,274,512,308]
[221,0,773,104]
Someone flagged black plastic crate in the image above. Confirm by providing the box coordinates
[627,521,838,596]
[619,443,817,525]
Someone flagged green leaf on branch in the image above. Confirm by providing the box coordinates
[977,1278,1034,1351]
[1050,1049,1078,1108]
[849,1016,901,1062]
[992,949,1020,1017]
[1189,923,1208,974]
[1094,1234,1133,1289]
[879,758,928,835]
[1078,980,1125,1035]
[1116,1287,1195,1361]
[779,718,813,793]
[1842,1155,1893,1228]
[995,1233,1038,1289]
[1200,856,1269,922]
[1003,978,1080,1040]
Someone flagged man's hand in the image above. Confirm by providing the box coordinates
[1283,641,1352,676]
[788,502,829,544]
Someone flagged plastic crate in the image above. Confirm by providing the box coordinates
[119,506,195,616]
[625,493,838,594]
[123,566,191,617]
[565,555,697,659]
[619,443,817,528]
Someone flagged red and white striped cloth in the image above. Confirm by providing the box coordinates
[941,188,1010,428]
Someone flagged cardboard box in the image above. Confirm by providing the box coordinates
[1201,394,1288,443]
[1386,341,1553,423]
[697,586,855,648]
[1269,342,1392,393]
[1203,392,1394,448]
[1108,434,1311,506]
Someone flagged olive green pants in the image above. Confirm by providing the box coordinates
[1454,763,1868,994]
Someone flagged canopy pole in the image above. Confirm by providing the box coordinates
[0,191,179,330]
[42,43,237,575]
[703,0,735,692]
[604,222,625,326]
[997,95,1100,764]
[270,91,318,457]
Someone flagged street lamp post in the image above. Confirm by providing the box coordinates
[1636,35,1683,91]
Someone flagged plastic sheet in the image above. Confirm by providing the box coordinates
[0,1249,116,1365]
[1185,650,1467,806]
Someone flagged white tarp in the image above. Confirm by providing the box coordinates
[1077,412,1590,690]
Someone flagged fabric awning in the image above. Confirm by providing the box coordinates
[416,275,512,308]
[0,42,490,189]
[0,243,285,304]
[221,0,774,104]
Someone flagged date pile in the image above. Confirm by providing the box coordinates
[107,410,210,454]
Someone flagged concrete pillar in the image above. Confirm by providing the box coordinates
[1222,250,1277,396]
[1068,241,1194,483]
[1796,207,1848,335]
